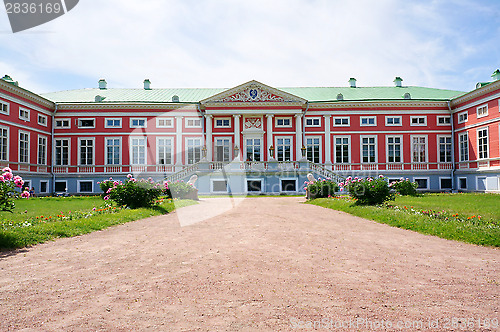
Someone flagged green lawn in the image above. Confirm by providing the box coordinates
[0,196,197,250]
[307,193,500,247]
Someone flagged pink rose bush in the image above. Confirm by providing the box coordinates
[0,167,30,212]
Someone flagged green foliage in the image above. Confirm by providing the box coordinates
[99,176,164,209]
[0,168,29,212]
[167,181,198,199]
[342,176,394,205]
[390,178,418,196]
[305,179,339,199]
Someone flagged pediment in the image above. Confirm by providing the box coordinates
[200,80,306,105]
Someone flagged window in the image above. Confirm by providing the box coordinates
[361,136,376,163]
[246,138,261,162]
[38,114,47,126]
[246,179,262,193]
[439,136,452,163]
[156,118,173,128]
[19,108,29,121]
[106,138,121,165]
[360,116,376,126]
[459,177,467,190]
[412,136,427,163]
[131,137,147,165]
[276,137,292,161]
[214,118,231,128]
[280,179,297,192]
[23,180,31,192]
[19,131,29,163]
[410,116,427,126]
[386,136,402,163]
[477,128,488,159]
[476,105,488,118]
[458,111,468,124]
[440,178,452,190]
[55,119,70,128]
[276,118,292,127]
[38,135,47,165]
[78,180,93,193]
[55,181,67,192]
[55,139,69,166]
[333,117,349,127]
[0,101,9,115]
[211,180,228,193]
[105,118,122,128]
[79,139,94,165]
[0,126,8,161]
[40,180,48,194]
[459,133,468,162]
[305,137,321,163]
[214,137,231,162]
[186,118,202,128]
[334,136,349,163]
[414,178,429,190]
[157,138,173,165]
[305,117,321,127]
[385,116,402,126]
[437,116,451,125]
[130,118,147,128]
[186,138,202,164]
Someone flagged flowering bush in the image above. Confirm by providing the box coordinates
[166,181,198,199]
[0,167,30,212]
[390,178,418,196]
[98,175,164,209]
[340,175,394,205]
[305,179,339,199]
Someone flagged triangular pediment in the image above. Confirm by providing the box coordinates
[200,80,306,105]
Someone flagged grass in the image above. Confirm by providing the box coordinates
[0,196,197,250]
[307,193,500,247]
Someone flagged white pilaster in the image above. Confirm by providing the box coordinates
[324,115,331,164]
[266,114,274,160]
[205,114,213,161]
[233,115,241,160]
[175,116,183,167]
[295,114,303,160]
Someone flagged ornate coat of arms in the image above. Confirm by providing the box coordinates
[244,117,262,129]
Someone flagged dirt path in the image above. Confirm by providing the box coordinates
[0,197,498,331]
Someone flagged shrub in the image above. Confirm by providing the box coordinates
[0,167,30,212]
[305,179,339,199]
[341,175,394,205]
[390,178,418,196]
[167,181,197,199]
[99,175,164,209]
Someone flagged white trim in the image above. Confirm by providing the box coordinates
[78,137,95,166]
[413,177,429,190]
[210,178,229,193]
[185,136,203,164]
[54,138,70,166]
[458,177,467,190]
[275,117,292,128]
[55,118,71,129]
[436,115,451,126]
[385,116,402,126]
[476,104,488,118]
[77,180,94,193]
[410,135,428,163]
[18,130,30,164]
[333,135,351,164]
[156,117,174,128]
[185,118,202,128]
[360,116,376,126]
[156,136,174,165]
[214,117,232,128]
[78,118,95,129]
[54,180,68,193]
[105,137,122,166]
[385,135,403,164]
[129,136,148,165]
[213,136,233,162]
[454,117,499,133]
[476,176,487,191]
[410,116,427,126]
[280,178,298,192]
[0,92,53,116]
[457,111,468,124]
[274,135,293,161]
[39,180,49,194]
[476,127,489,160]
[0,124,9,161]
[332,116,350,127]
[19,107,30,122]
[451,91,500,113]
[243,135,263,162]
[304,135,322,164]
[245,178,264,193]
[439,177,452,190]
[360,135,377,163]
[37,114,48,127]
[305,117,321,127]
[37,134,47,165]
[0,100,10,115]
[129,117,147,128]
[105,118,122,128]
[437,135,452,163]
[0,119,51,135]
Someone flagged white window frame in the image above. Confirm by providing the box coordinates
[37,114,47,127]
[18,130,30,164]
[55,118,71,129]
[458,177,467,190]
[55,180,68,193]
[275,136,293,162]
[411,135,428,163]
[275,117,292,128]
[386,135,403,163]
[244,136,262,162]
[78,118,95,129]
[210,179,229,193]
[78,137,95,166]
[245,178,264,193]
[185,137,203,164]
[457,111,468,124]
[77,180,94,193]
[334,135,350,163]
[360,135,377,163]
[0,125,9,161]
[0,100,9,115]
[360,116,376,127]
[130,118,147,128]
[214,117,231,128]
[439,177,453,190]
[156,117,174,128]
[476,104,488,119]
[305,117,321,127]
[410,116,427,126]
[105,118,122,128]
[385,116,402,126]
[332,117,350,127]
[413,177,429,190]
[156,137,174,165]
[186,118,202,128]
[37,135,47,165]
[280,178,298,193]
[39,180,49,194]
[19,108,30,121]
[54,138,70,166]
[305,136,322,164]
[130,137,147,165]
[476,176,487,191]
[459,132,469,162]
[105,137,122,166]
[437,135,452,163]
[477,127,489,160]
[214,136,232,162]
[437,116,451,126]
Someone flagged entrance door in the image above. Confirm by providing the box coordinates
[245,138,261,161]
[215,138,231,162]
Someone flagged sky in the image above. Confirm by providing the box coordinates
[0,0,499,94]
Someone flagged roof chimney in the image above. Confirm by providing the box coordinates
[144,79,151,90]
[98,79,107,90]
[348,78,356,88]
[394,77,403,87]
[492,69,500,81]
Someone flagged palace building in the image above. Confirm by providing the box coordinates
[1,72,499,195]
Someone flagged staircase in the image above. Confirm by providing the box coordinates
[164,163,200,183]
[308,162,344,183]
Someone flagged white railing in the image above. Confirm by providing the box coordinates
[278,161,298,171]
[209,162,226,170]
[361,164,377,171]
[131,165,147,173]
[156,165,174,173]
[241,162,268,171]
[106,166,122,173]
[78,166,95,173]
[37,166,48,173]
[165,163,200,183]
[54,167,68,173]
[309,162,343,182]
[333,164,351,171]
[387,163,403,171]
[411,163,428,170]
[438,163,453,170]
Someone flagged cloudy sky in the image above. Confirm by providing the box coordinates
[0,0,499,94]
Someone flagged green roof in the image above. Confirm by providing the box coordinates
[41,85,465,104]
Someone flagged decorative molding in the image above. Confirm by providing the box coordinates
[244,117,262,130]
[0,80,55,110]
[451,80,500,107]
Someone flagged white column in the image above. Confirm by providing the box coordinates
[266,114,274,160]
[175,116,183,167]
[233,115,241,160]
[205,114,213,161]
[324,115,331,164]
[295,114,303,160]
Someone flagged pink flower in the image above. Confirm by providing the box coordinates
[2,172,13,181]
[13,176,24,187]
[92,207,96,211]
[113,181,119,186]
[127,174,133,179]
[2,167,12,173]
[0,175,4,182]
[104,195,110,201]
[106,188,113,194]
[21,190,30,199]
[379,174,384,178]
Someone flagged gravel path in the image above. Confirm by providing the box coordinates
[0,197,498,331]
